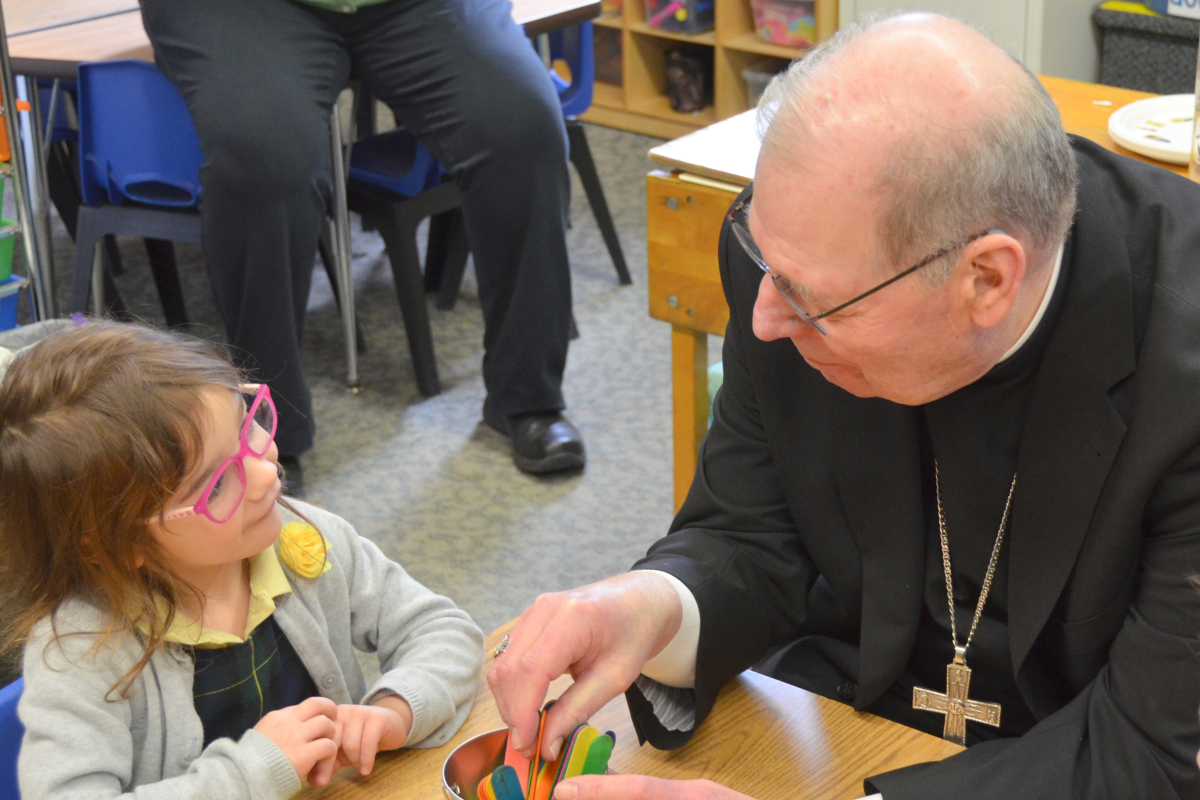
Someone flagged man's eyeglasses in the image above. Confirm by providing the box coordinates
[162,384,278,525]
[728,193,1001,335]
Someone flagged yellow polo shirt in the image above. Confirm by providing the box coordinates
[161,547,293,647]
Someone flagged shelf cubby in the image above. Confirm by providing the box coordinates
[580,0,837,138]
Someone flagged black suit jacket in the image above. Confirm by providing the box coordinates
[630,137,1200,799]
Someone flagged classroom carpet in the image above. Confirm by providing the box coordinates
[9,124,726,668]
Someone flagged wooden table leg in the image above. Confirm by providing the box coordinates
[672,324,708,512]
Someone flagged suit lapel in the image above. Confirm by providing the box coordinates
[1007,181,1135,676]
[833,396,926,707]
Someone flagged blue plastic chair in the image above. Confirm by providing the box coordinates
[549,21,630,285]
[0,678,24,800]
[426,21,629,318]
[68,61,362,379]
[346,126,467,397]
[77,61,202,209]
[68,60,203,325]
[549,23,594,118]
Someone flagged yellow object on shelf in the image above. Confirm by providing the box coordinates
[1099,1,1160,15]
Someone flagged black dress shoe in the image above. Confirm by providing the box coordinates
[278,455,306,499]
[484,405,586,475]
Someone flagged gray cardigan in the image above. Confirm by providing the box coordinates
[17,501,484,800]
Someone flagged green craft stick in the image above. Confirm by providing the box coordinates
[580,733,614,776]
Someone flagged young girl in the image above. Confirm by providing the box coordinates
[0,322,484,799]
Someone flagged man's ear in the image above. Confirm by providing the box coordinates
[958,233,1026,330]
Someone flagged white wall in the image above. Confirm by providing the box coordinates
[838,0,1100,82]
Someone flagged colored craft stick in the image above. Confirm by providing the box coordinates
[531,757,559,800]
[477,773,497,800]
[580,733,614,776]
[555,725,600,784]
[503,731,532,796]
[528,706,551,800]
[492,765,525,800]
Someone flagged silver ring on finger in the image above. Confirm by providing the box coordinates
[492,634,511,658]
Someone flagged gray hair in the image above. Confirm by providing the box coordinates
[756,13,1076,280]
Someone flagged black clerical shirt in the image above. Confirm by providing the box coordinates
[901,240,1072,743]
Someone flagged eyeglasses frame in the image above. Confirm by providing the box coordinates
[728,193,1004,335]
[161,383,278,525]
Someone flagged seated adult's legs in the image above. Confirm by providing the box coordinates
[140,0,352,461]
[341,0,581,472]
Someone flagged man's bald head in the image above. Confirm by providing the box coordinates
[757,13,1075,275]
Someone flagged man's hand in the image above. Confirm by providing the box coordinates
[306,695,414,786]
[487,572,683,763]
[553,775,756,800]
[252,696,339,782]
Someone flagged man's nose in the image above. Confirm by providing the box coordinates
[752,274,813,343]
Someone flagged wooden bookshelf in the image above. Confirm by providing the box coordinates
[581,0,836,138]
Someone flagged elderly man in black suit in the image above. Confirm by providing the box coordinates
[487,13,1200,800]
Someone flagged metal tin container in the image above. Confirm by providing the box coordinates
[442,728,509,800]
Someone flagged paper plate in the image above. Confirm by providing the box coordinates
[1108,94,1196,165]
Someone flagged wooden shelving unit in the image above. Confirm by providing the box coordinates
[581,0,836,138]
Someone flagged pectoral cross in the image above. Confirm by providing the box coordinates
[912,647,1001,746]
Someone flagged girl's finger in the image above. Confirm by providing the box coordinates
[308,751,337,787]
[301,738,339,781]
[301,713,338,743]
[295,695,339,722]
[358,713,387,775]
[341,714,364,770]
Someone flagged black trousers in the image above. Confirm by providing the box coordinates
[140,0,574,456]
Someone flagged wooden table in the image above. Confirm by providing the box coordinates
[647,75,1192,510]
[298,623,962,800]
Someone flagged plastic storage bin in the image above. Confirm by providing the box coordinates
[751,0,815,48]
[0,219,15,282]
[1095,4,1199,93]
[0,275,26,332]
[742,61,785,106]
[645,0,714,35]
[595,25,623,85]
[665,46,713,112]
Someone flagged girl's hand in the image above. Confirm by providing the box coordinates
[307,695,413,786]
[252,696,339,781]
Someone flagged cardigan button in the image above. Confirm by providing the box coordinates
[323,675,336,687]
[836,681,857,701]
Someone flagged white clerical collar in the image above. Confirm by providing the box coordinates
[997,241,1064,363]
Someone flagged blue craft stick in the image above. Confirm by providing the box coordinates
[492,765,525,800]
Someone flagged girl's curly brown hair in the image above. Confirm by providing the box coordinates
[0,321,248,697]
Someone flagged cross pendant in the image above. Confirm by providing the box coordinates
[912,650,1001,746]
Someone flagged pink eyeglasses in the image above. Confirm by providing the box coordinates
[162,384,278,524]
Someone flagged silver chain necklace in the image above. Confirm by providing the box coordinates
[912,461,1017,746]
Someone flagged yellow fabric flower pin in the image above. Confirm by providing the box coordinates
[279,521,332,579]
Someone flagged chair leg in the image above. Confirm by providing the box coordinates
[103,234,124,277]
[143,238,188,327]
[71,209,103,314]
[376,203,441,397]
[423,210,455,293]
[318,230,367,355]
[433,209,470,311]
[567,119,632,286]
[47,140,81,238]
